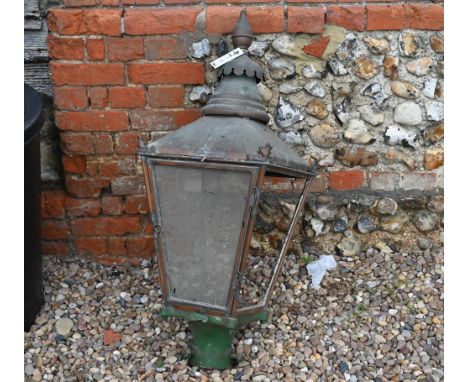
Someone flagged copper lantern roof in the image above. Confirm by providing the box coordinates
[140,10,314,178]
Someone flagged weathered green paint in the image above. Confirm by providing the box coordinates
[160,307,269,369]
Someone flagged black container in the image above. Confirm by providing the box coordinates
[24,84,44,331]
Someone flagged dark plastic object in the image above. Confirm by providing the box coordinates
[24,83,44,331]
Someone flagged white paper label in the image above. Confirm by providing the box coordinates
[210,48,244,69]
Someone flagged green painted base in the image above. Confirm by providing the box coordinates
[160,307,269,369]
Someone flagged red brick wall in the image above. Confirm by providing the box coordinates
[45,1,443,264]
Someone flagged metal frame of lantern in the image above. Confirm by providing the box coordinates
[142,157,313,318]
[139,10,316,369]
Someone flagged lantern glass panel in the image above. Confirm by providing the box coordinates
[151,161,257,311]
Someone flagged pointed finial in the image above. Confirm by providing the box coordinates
[232,10,254,50]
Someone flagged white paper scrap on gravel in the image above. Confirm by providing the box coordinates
[306,255,337,289]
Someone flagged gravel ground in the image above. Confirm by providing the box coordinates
[24,247,443,382]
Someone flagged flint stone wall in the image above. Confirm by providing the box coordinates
[40,1,443,264]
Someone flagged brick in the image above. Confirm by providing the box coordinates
[102,0,119,4]
[288,7,324,34]
[145,38,186,60]
[329,170,365,190]
[42,191,66,219]
[404,4,444,31]
[303,37,330,58]
[165,0,200,3]
[107,237,126,256]
[48,9,122,36]
[102,195,123,216]
[89,87,108,108]
[65,176,110,198]
[367,5,406,31]
[206,6,241,34]
[63,155,87,174]
[48,37,84,60]
[124,7,202,35]
[127,236,154,258]
[87,39,105,61]
[111,176,146,195]
[128,63,204,85]
[400,172,437,192]
[147,86,185,108]
[61,133,94,154]
[56,111,128,132]
[108,38,144,62]
[124,195,149,214]
[115,132,145,155]
[75,237,107,257]
[130,109,201,131]
[206,0,278,2]
[286,0,336,2]
[42,220,71,240]
[247,7,285,33]
[42,241,70,256]
[122,0,160,4]
[54,87,88,110]
[50,63,125,86]
[310,173,329,193]
[71,216,141,236]
[326,5,365,32]
[64,0,100,6]
[369,172,400,191]
[206,6,284,34]
[98,157,136,177]
[94,134,114,154]
[65,197,101,217]
[109,87,146,108]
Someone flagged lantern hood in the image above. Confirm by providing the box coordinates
[141,10,315,178]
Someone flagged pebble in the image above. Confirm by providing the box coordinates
[280,131,304,145]
[25,247,443,381]
[190,39,211,59]
[374,198,398,216]
[424,148,444,170]
[279,83,302,95]
[335,147,378,167]
[248,41,269,57]
[354,56,379,79]
[309,123,339,148]
[417,237,433,250]
[275,97,304,128]
[423,78,438,99]
[328,58,348,76]
[406,57,434,77]
[306,99,329,120]
[391,81,420,99]
[359,105,384,126]
[360,82,388,105]
[384,148,416,169]
[304,81,326,98]
[363,37,389,55]
[380,213,409,233]
[425,101,444,122]
[399,32,422,57]
[189,85,211,104]
[383,55,399,80]
[302,63,324,79]
[384,125,418,148]
[413,211,438,232]
[336,232,362,256]
[430,35,444,53]
[393,102,423,126]
[55,317,74,337]
[333,96,352,124]
[343,119,375,144]
[356,214,376,234]
[333,216,348,233]
[269,57,296,80]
